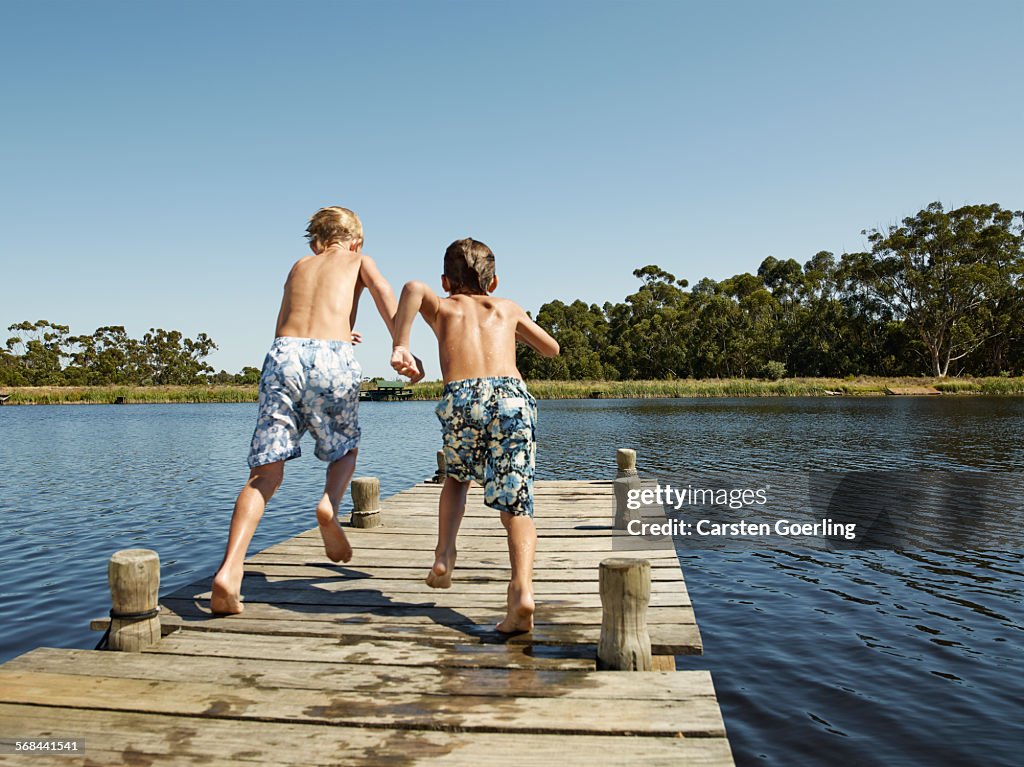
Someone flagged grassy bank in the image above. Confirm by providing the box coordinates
[411,376,1024,399]
[0,385,259,405]
[3,377,1024,406]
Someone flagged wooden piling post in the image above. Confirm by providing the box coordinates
[598,558,653,671]
[106,549,161,652]
[613,475,642,529]
[350,477,382,528]
[434,450,447,483]
[616,448,638,478]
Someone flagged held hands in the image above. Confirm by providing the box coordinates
[391,346,425,383]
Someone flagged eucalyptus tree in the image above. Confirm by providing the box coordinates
[853,202,1024,377]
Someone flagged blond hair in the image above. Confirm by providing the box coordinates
[444,237,496,295]
[305,206,363,251]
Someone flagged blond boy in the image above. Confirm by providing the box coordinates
[391,238,559,633]
[211,206,399,615]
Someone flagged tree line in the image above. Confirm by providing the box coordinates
[518,202,1024,380]
[0,321,260,386]
[3,202,1021,386]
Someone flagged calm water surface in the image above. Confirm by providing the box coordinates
[1,398,1022,766]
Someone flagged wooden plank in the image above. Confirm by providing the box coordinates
[180,574,690,600]
[238,563,687,582]
[157,601,703,655]
[0,704,734,766]
[170,585,690,610]
[162,597,695,628]
[652,655,677,672]
[0,669,728,737]
[245,551,684,568]
[146,629,599,669]
[307,522,629,536]
[146,629,598,669]
[263,536,674,554]
[8,648,709,702]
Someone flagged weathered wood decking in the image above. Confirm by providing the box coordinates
[0,480,733,766]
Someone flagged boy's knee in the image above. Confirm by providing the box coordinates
[444,476,471,493]
[249,462,284,493]
[500,510,535,531]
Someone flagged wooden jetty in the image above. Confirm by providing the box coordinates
[359,379,413,402]
[0,451,733,766]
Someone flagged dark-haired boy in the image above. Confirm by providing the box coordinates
[391,238,559,633]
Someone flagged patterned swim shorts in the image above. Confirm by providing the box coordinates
[247,337,362,468]
[436,376,537,516]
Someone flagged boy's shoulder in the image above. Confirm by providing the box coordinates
[440,294,525,314]
[286,253,316,277]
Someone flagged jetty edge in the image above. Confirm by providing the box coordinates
[0,448,734,766]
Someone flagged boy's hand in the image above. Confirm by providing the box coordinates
[351,331,363,345]
[391,346,425,383]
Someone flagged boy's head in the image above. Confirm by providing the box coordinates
[306,206,363,252]
[443,238,497,295]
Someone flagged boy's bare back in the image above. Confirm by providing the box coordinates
[394,287,557,382]
[276,246,396,342]
[431,294,526,381]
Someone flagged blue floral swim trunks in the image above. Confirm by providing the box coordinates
[436,376,537,516]
[247,337,362,468]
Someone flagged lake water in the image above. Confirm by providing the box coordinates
[1,398,1022,766]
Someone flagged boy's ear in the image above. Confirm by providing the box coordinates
[487,275,499,293]
[441,274,450,293]
[349,238,363,253]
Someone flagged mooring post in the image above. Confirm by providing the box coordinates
[598,558,653,671]
[350,476,382,528]
[613,475,642,529]
[434,449,447,483]
[106,548,161,652]
[613,447,640,529]
[616,448,638,478]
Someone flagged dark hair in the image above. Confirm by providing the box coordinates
[443,238,496,295]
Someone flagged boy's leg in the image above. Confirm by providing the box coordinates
[212,461,285,615]
[497,511,537,633]
[316,449,357,563]
[427,476,470,588]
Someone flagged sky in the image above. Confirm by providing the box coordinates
[1,0,1022,377]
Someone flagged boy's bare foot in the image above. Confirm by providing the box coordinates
[316,501,353,563]
[318,518,353,563]
[426,549,456,589]
[496,583,535,634]
[211,567,244,615]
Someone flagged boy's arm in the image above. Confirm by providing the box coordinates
[348,275,365,343]
[516,309,560,357]
[358,256,399,339]
[390,281,439,381]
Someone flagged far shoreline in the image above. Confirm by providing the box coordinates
[2,376,1024,406]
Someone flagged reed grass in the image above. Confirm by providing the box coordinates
[2,377,1022,405]
[1,385,258,405]
[410,376,1024,399]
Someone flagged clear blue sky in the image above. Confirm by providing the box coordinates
[2,0,1021,377]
